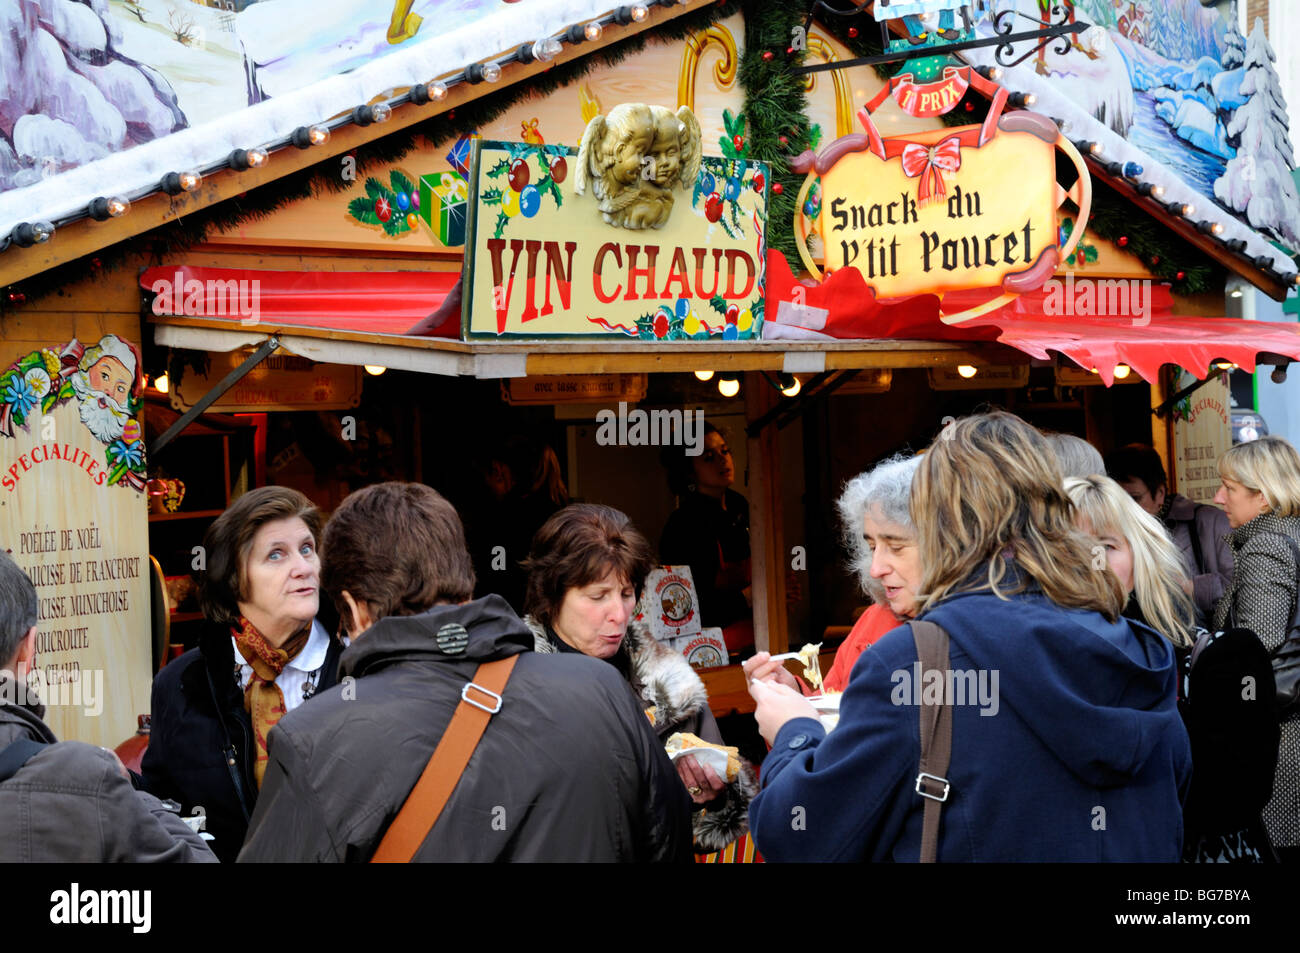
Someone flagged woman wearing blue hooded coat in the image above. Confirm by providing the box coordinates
[744,412,1192,862]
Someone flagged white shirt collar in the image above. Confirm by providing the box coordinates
[231,618,331,675]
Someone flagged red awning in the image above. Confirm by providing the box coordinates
[141,266,459,336]
[763,252,1300,385]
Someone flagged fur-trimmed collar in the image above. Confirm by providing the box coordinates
[524,616,708,732]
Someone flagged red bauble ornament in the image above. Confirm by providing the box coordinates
[725,304,739,325]
[964,102,974,112]
[705,192,723,222]
[753,171,765,193]
[508,158,530,192]
[549,155,567,184]
[786,46,794,54]
[653,313,669,338]
[1150,255,1160,266]
[732,134,745,151]
[762,51,774,61]
[6,291,25,304]
[848,26,859,38]
[778,135,788,146]
[375,196,392,222]
[1176,270,1186,281]
[1117,235,1128,247]
[90,257,102,270]
[771,182,784,195]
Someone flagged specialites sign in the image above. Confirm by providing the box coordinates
[463,104,769,340]
[793,76,1093,324]
[0,321,151,747]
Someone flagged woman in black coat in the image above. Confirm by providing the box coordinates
[141,486,345,861]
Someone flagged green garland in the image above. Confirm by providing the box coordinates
[2,0,741,321]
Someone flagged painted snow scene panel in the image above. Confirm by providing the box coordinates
[963,0,1300,252]
[0,0,524,194]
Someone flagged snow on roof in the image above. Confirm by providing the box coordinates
[0,0,617,243]
[958,10,1298,283]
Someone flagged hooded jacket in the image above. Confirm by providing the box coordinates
[238,596,692,862]
[0,675,215,863]
[140,619,347,862]
[751,579,1192,862]
[526,616,758,853]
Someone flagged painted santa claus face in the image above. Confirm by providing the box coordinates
[72,355,132,443]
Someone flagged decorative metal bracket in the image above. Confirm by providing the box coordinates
[793,3,1089,77]
[1152,368,1229,420]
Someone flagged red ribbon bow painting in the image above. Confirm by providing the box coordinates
[900,136,962,207]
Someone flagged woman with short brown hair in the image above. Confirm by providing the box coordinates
[142,485,346,862]
[523,503,757,853]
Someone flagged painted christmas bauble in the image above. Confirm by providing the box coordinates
[753,171,765,193]
[406,213,418,229]
[653,313,669,338]
[501,188,520,217]
[375,197,392,222]
[549,155,567,183]
[705,193,723,222]
[732,135,745,152]
[722,324,738,341]
[737,308,753,332]
[700,172,716,194]
[684,311,701,335]
[519,184,541,217]
[725,304,739,325]
[724,178,740,201]
[396,192,410,212]
[410,191,419,210]
[675,298,689,319]
[122,420,142,444]
[509,158,530,192]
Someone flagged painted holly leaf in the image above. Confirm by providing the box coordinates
[1084,246,1099,263]
[363,177,387,200]
[481,187,503,204]
[537,173,562,208]
[808,124,823,151]
[709,295,727,316]
[486,158,510,179]
[389,170,414,197]
[722,109,745,137]
[381,213,405,237]
[493,211,509,239]
[348,196,381,224]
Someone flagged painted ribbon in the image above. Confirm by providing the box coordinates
[439,172,469,202]
[892,68,970,118]
[899,135,962,206]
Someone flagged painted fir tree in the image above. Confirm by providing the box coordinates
[1222,0,1245,69]
[1214,20,1300,246]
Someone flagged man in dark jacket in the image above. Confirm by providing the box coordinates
[0,551,214,863]
[238,482,692,862]
[1106,444,1234,620]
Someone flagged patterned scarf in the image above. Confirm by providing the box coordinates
[233,616,311,788]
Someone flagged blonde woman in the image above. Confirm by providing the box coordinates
[1066,474,1277,862]
[746,412,1190,862]
[1212,435,1300,862]
[1064,475,1195,650]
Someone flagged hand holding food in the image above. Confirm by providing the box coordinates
[797,642,824,691]
[665,733,736,804]
[747,678,820,746]
[742,651,801,691]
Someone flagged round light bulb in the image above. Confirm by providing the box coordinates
[429,80,448,101]
[107,197,130,217]
[371,102,393,123]
[694,370,714,381]
[364,365,387,376]
[481,61,502,83]
[957,364,977,378]
[631,3,648,21]
[718,378,740,398]
[154,372,170,394]
[781,377,802,397]
[1214,361,1238,371]
[1183,203,1196,217]
[1113,364,1131,379]
[179,171,202,191]
[308,124,330,145]
[1211,222,1224,235]
[246,147,268,168]
[584,21,603,42]
[1022,93,1037,107]
[533,37,562,61]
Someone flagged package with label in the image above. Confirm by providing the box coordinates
[670,628,728,671]
[633,566,701,642]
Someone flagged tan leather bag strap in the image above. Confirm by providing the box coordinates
[370,654,519,863]
[911,621,953,864]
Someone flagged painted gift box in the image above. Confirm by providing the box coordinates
[419,171,469,247]
[633,566,702,642]
[444,133,480,179]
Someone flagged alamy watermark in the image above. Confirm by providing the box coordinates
[150,271,261,325]
[1042,273,1152,326]
[890,662,999,716]
[1,669,103,717]
[595,402,704,456]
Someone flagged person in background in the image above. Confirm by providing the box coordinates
[748,455,922,695]
[1043,430,1105,479]
[142,486,346,862]
[474,434,570,614]
[1211,435,1300,862]
[0,551,214,862]
[240,484,690,862]
[1105,443,1234,623]
[660,423,754,658]
[1066,473,1277,863]
[523,503,757,853]
[745,412,1190,862]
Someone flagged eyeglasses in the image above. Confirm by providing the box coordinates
[700,446,731,464]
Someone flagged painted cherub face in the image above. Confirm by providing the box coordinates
[612,127,654,187]
[649,113,683,186]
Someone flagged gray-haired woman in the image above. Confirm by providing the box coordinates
[748,454,921,693]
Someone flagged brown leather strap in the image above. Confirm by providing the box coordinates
[370,654,519,863]
[911,621,953,864]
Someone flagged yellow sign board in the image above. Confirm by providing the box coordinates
[463,139,769,340]
[1172,371,1231,504]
